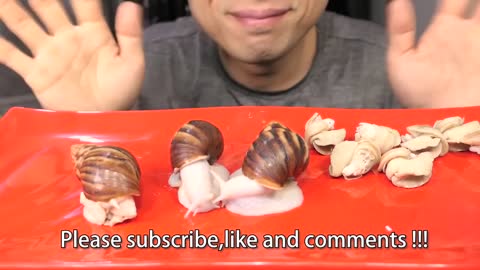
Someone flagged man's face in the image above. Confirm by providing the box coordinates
[188,0,328,64]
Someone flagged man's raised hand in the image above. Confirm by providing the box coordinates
[0,0,144,111]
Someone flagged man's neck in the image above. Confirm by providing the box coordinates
[219,27,318,93]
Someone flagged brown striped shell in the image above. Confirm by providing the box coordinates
[170,120,224,170]
[71,144,141,202]
[242,122,310,190]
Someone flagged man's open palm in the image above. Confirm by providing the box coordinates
[387,0,480,108]
[0,0,144,111]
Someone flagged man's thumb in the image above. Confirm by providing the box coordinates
[386,0,416,55]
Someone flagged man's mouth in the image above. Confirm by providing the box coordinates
[228,8,291,28]
[230,8,291,19]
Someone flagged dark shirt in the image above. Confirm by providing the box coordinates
[139,11,401,110]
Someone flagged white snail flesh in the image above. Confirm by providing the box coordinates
[329,140,381,180]
[305,113,346,155]
[354,123,401,154]
[169,120,229,218]
[378,147,434,189]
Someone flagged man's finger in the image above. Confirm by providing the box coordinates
[437,0,471,17]
[28,0,73,34]
[115,1,143,59]
[0,0,50,55]
[473,1,480,21]
[386,0,416,55]
[71,0,104,24]
[0,37,33,78]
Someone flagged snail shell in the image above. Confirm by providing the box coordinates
[71,144,141,202]
[212,122,308,216]
[263,121,289,132]
[170,120,224,170]
[242,121,310,190]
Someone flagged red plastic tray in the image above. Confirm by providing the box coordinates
[0,106,479,270]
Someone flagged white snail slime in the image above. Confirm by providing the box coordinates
[214,122,310,216]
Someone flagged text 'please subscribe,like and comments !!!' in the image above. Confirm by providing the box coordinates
[60,229,429,250]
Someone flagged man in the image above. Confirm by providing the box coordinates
[0,0,478,112]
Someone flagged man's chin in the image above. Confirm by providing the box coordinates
[235,49,284,65]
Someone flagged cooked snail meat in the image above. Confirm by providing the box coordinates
[441,121,480,153]
[305,113,346,155]
[329,140,381,180]
[354,123,401,154]
[470,146,480,154]
[71,144,141,226]
[378,147,434,189]
[433,116,464,133]
[401,125,449,158]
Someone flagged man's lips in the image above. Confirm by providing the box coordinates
[229,8,291,20]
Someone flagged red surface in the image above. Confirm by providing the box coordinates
[0,106,479,270]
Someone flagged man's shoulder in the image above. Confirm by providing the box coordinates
[320,11,387,49]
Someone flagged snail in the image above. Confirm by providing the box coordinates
[71,144,141,226]
[304,113,346,155]
[354,123,401,154]
[378,147,434,189]
[169,120,230,218]
[213,122,309,216]
[329,140,381,180]
[400,125,449,158]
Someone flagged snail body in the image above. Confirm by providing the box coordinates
[71,144,141,226]
[169,120,229,218]
[214,122,309,216]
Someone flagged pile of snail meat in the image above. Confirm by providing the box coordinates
[305,114,480,189]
